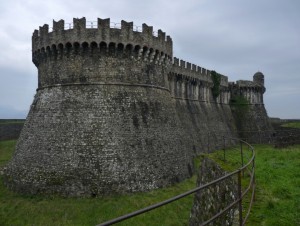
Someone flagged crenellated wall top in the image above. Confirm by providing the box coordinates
[236,80,265,88]
[32,17,173,57]
[170,57,229,86]
[230,79,266,94]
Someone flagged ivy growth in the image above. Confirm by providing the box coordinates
[230,95,250,131]
[211,70,221,99]
[230,95,250,107]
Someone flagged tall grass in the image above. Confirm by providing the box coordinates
[209,144,300,226]
[247,145,300,225]
[0,177,197,226]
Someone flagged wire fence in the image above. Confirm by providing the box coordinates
[97,136,255,226]
[237,128,300,148]
[96,126,300,225]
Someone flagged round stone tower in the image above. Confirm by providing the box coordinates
[253,71,264,86]
[4,18,193,196]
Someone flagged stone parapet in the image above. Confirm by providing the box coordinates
[32,17,172,59]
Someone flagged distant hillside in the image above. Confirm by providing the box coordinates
[0,119,25,141]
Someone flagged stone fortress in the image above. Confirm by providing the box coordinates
[3,17,273,196]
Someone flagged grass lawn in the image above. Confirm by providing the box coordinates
[210,144,300,225]
[247,145,300,225]
[0,140,17,167]
[0,140,299,225]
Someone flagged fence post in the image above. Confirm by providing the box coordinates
[240,141,245,177]
[253,157,256,202]
[238,170,243,226]
[223,136,226,161]
[207,133,210,153]
[259,131,262,143]
[240,141,244,168]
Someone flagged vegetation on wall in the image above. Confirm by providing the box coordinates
[230,95,250,107]
[211,70,221,99]
[230,95,250,131]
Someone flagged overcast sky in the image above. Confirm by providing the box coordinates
[0,0,299,119]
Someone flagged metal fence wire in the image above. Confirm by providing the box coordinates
[97,136,256,226]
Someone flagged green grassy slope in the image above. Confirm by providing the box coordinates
[0,140,299,225]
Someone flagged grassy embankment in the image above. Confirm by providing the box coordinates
[0,140,299,225]
[247,145,300,225]
[210,144,300,226]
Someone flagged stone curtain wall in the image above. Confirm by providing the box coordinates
[272,122,300,148]
[237,104,273,143]
[189,158,238,226]
[174,100,237,154]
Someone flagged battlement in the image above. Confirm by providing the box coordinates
[234,74,265,92]
[229,72,266,105]
[230,80,265,94]
[170,57,229,87]
[32,17,173,58]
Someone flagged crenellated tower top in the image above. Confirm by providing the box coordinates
[32,17,173,58]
